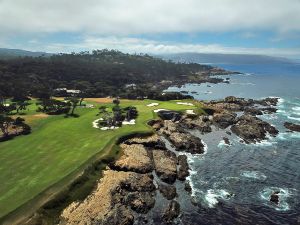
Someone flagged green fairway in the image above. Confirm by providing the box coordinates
[0,99,200,219]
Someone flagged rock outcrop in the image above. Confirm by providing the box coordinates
[270,191,280,205]
[284,122,300,132]
[213,111,237,129]
[231,114,278,143]
[110,144,153,174]
[60,170,154,225]
[157,110,181,121]
[160,120,205,154]
[152,150,177,184]
[159,184,177,200]
[177,155,190,181]
[180,115,212,133]
[124,134,166,149]
[162,200,181,223]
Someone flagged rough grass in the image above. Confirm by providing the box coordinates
[0,98,199,219]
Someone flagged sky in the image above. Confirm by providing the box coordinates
[0,0,300,58]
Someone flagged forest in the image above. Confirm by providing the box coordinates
[0,49,213,100]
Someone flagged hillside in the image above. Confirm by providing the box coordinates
[0,49,217,99]
[0,48,51,59]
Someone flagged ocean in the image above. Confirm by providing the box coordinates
[164,62,300,225]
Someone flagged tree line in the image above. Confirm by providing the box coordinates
[0,49,211,100]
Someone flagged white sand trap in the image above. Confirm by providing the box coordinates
[154,109,168,113]
[85,104,95,108]
[186,110,196,115]
[100,126,119,130]
[92,118,104,128]
[122,119,136,125]
[147,103,159,107]
[177,102,194,106]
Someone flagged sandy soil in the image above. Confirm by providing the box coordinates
[85,98,114,103]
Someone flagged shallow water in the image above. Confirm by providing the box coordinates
[165,63,300,224]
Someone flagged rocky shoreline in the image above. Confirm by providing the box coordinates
[59,96,282,225]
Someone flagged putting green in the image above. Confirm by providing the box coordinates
[0,99,201,219]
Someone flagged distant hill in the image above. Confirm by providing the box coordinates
[0,48,51,59]
[159,53,295,65]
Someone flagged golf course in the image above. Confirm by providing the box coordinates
[0,98,202,221]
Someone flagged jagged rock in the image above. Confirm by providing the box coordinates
[120,174,155,192]
[160,121,205,154]
[207,97,278,112]
[270,191,280,205]
[211,102,242,111]
[284,122,300,132]
[162,200,181,223]
[157,110,181,121]
[261,107,277,114]
[169,132,204,154]
[152,150,177,184]
[60,171,145,225]
[180,116,212,133]
[225,96,238,103]
[223,137,231,145]
[244,107,263,116]
[231,114,278,143]
[256,97,279,106]
[124,134,166,149]
[148,119,163,130]
[213,111,237,129]
[103,204,134,225]
[184,181,192,193]
[177,155,189,181]
[125,192,156,214]
[110,144,153,173]
[159,184,177,200]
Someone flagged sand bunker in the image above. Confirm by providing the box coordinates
[92,118,104,128]
[93,118,135,130]
[147,103,159,107]
[177,102,194,106]
[153,109,168,113]
[122,119,136,125]
[186,110,196,115]
[100,126,119,131]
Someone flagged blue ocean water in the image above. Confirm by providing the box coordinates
[166,63,300,225]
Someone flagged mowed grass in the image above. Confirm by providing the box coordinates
[0,98,199,218]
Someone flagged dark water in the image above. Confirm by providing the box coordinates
[165,63,300,225]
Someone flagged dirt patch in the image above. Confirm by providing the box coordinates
[12,114,49,125]
[85,98,113,103]
[32,113,49,118]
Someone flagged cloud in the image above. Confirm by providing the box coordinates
[0,0,300,35]
[24,36,300,58]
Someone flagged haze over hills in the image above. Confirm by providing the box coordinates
[160,53,296,65]
[0,48,51,59]
[1,48,296,65]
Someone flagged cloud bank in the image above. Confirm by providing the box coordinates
[1,0,300,35]
[25,36,299,58]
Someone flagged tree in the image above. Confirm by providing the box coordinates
[124,106,138,121]
[65,97,79,115]
[14,100,31,114]
[36,99,70,115]
[14,117,31,135]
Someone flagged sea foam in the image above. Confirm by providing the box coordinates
[240,171,267,181]
[260,187,296,211]
[204,189,234,208]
